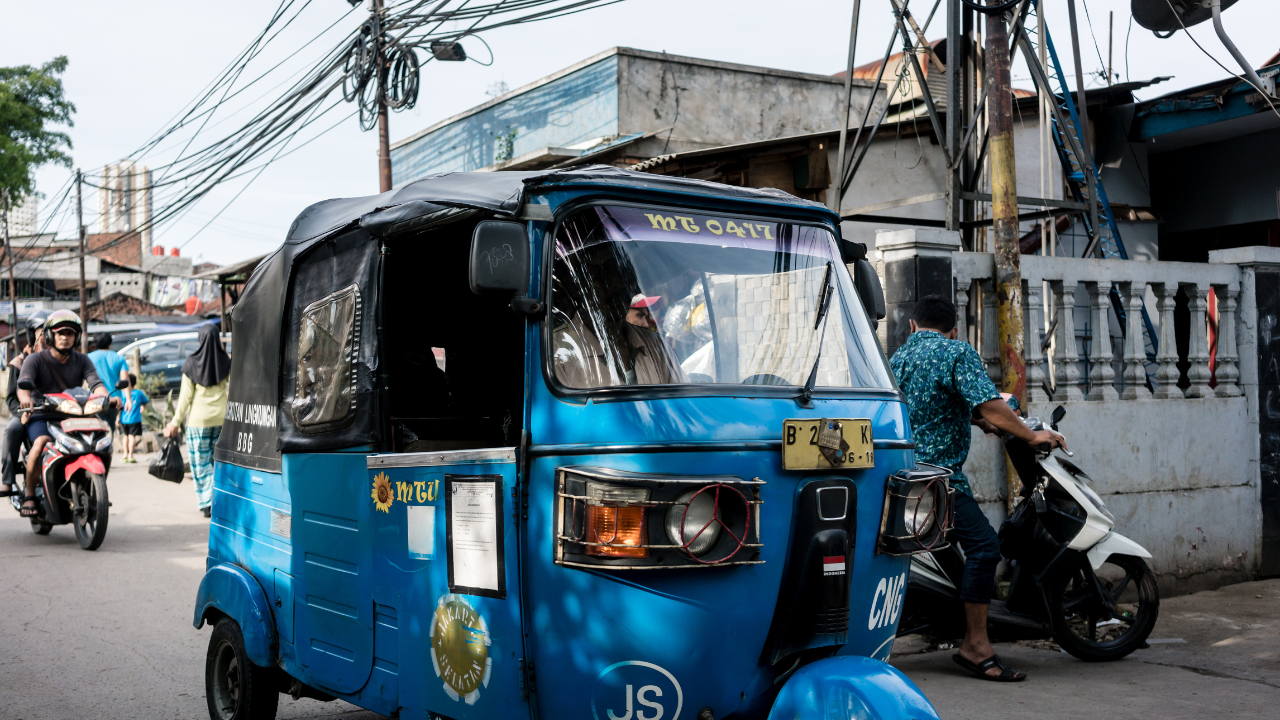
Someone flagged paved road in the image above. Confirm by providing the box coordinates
[2,459,1277,719]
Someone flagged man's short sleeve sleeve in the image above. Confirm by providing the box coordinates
[952,344,1001,411]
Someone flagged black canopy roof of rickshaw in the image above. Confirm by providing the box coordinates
[283,164,836,245]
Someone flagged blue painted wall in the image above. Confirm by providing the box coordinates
[391,55,619,183]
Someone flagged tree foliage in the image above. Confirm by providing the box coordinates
[0,56,75,202]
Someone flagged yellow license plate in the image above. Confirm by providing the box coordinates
[782,418,874,470]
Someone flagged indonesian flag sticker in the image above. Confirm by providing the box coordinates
[823,555,846,576]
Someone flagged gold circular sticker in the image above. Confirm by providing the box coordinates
[430,594,492,703]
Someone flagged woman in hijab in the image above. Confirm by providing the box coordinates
[164,324,231,517]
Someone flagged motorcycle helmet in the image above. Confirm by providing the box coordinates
[43,309,84,348]
[24,309,51,350]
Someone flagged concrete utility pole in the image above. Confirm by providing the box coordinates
[374,0,393,193]
[985,4,1024,512]
[76,169,88,352]
[1,190,16,346]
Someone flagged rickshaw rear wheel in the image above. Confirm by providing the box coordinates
[206,617,279,720]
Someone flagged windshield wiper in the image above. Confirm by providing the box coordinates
[800,262,835,406]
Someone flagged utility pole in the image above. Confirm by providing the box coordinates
[1108,10,1114,86]
[985,3,1024,512]
[1,190,16,348]
[76,169,88,352]
[832,0,863,214]
[374,0,393,193]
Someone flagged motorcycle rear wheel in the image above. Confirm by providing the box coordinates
[1049,554,1159,661]
[206,618,279,720]
[73,472,109,551]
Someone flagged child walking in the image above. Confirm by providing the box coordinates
[114,373,149,463]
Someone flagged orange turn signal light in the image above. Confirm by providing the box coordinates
[585,481,650,558]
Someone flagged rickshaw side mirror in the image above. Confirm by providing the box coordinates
[853,259,886,321]
[469,220,530,297]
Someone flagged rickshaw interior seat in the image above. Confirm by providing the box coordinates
[382,220,525,451]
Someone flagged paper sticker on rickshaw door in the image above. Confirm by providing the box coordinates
[445,476,506,598]
[782,418,874,470]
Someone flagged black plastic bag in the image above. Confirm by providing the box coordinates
[149,437,185,483]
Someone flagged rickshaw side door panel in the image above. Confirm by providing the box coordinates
[288,453,376,694]
[367,450,530,720]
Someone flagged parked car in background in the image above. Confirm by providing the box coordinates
[117,329,231,395]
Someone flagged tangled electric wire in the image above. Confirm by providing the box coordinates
[343,15,422,131]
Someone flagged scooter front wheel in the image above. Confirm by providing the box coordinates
[73,472,109,551]
[30,517,52,535]
[1048,554,1159,662]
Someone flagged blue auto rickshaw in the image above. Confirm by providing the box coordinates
[193,166,950,720]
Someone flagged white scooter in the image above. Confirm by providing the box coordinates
[899,405,1160,661]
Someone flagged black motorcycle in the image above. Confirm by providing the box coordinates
[898,406,1160,661]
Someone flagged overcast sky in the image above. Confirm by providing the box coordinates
[4,0,1275,265]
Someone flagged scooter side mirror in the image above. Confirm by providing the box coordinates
[17,379,34,391]
[1050,404,1066,431]
[116,379,130,390]
[469,220,539,315]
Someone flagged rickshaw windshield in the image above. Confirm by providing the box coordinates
[549,204,894,391]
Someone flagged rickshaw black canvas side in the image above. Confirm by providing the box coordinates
[278,228,383,448]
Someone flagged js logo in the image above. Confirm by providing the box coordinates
[592,661,682,720]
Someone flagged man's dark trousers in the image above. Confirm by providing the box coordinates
[950,491,1003,604]
[2,416,25,488]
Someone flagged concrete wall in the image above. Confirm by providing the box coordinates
[965,398,1256,596]
[616,49,879,157]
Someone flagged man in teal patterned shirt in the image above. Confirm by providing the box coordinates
[891,295,1064,681]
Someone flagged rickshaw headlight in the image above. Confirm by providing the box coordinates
[665,488,721,556]
[904,483,936,535]
[584,482,650,558]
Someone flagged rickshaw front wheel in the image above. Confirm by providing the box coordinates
[206,617,279,720]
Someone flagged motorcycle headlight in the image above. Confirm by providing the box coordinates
[665,488,721,556]
[904,482,936,535]
[95,433,113,452]
[57,399,83,416]
[83,397,106,415]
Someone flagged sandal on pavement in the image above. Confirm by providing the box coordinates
[19,494,40,517]
[953,653,1027,682]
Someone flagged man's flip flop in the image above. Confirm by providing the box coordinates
[953,653,1027,682]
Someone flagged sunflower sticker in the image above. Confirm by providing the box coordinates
[371,472,394,513]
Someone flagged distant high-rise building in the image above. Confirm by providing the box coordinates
[4,193,38,237]
[99,161,152,254]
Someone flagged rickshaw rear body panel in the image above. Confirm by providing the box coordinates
[197,169,935,720]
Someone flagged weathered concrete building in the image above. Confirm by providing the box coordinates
[390,46,883,200]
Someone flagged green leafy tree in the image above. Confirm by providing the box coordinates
[0,56,75,201]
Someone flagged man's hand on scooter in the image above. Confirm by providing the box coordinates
[1031,429,1068,453]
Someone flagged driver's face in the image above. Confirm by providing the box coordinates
[626,306,655,330]
[52,329,76,351]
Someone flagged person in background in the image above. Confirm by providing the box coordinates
[88,332,129,429]
[0,314,47,499]
[164,324,230,518]
[113,373,148,463]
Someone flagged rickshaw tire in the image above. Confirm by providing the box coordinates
[30,518,51,535]
[206,617,280,720]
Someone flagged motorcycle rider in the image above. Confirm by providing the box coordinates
[0,311,49,499]
[15,311,119,517]
[889,295,1065,682]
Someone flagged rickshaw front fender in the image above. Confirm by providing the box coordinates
[768,656,939,720]
[193,562,277,668]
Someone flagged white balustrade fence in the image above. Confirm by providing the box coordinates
[952,254,1243,403]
